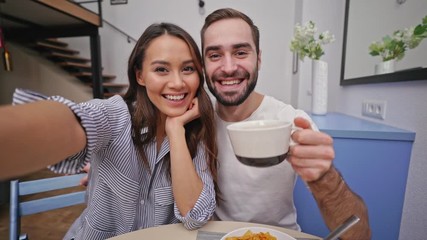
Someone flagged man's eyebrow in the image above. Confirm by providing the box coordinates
[204,45,220,54]
[204,42,253,54]
[233,42,252,49]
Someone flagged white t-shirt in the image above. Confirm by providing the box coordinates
[213,95,317,230]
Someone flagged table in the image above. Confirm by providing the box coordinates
[108,221,321,240]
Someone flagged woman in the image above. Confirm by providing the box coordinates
[0,23,218,239]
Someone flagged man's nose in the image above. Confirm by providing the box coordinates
[221,55,237,74]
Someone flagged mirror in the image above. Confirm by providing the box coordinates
[340,0,427,85]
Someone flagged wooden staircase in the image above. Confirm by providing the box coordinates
[32,38,128,98]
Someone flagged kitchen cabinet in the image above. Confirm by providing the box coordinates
[294,112,415,240]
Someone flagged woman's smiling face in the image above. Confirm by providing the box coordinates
[136,34,200,118]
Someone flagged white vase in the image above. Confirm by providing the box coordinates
[311,59,328,115]
[375,59,395,75]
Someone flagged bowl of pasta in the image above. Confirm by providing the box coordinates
[220,227,296,240]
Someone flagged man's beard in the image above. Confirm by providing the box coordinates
[206,67,258,106]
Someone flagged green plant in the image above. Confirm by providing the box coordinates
[369,15,427,62]
[290,21,335,61]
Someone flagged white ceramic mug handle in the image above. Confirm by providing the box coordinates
[289,126,303,147]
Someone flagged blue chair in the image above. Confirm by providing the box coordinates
[9,173,87,240]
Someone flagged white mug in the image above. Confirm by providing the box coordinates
[227,120,292,167]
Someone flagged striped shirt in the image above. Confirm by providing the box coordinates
[13,89,216,240]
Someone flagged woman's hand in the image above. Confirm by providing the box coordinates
[165,98,200,136]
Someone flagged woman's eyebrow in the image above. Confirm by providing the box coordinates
[151,60,169,65]
[182,59,194,65]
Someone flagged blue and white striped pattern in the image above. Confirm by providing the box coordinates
[12,89,216,240]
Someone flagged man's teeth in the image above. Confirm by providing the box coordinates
[221,80,241,85]
[165,94,185,101]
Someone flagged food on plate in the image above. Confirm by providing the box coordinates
[225,230,277,240]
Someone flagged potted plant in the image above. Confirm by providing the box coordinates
[369,15,427,74]
[290,21,335,61]
[290,20,335,115]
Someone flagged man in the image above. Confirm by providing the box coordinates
[200,8,371,239]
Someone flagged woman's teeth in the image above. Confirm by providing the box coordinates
[164,94,185,101]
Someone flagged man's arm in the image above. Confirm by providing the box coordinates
[289,117,371,239]
[308,166,371,240]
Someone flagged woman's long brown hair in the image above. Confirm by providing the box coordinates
[123,23,219,198]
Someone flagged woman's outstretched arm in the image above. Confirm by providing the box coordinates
[0,100,86,180]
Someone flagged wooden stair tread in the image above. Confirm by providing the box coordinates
[34,42,79,55]
[88,82,128,88]
[72,72,115,77]
[103,85,128,99]
[42,38,69,47]
[46,52,90,63]
[58,62,92,69]
[71,72,116,81]
[102,82,128,88]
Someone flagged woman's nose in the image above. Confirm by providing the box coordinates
[168,72,185,89]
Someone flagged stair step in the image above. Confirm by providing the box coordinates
[101,82,129,88]
[89,82,128,89]
[71,72,116,82]
[34,42,79,55]
[58,62,106,72]
[46,52,90,63]
[88,82,129,89]
[102,83,128,98]
[58,62,92,70]
[42,38,69,47]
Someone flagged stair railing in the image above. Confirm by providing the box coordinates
[102,19,137,44]
[74,0,137,44]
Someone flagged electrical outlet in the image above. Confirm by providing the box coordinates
[362,100,386,120]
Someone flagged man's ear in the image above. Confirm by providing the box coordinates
[257,49,262,70]
[136,70,145,86]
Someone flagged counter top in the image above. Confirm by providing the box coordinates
[310,112,415,141]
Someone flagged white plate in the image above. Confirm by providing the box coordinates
[220,227,296,240]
